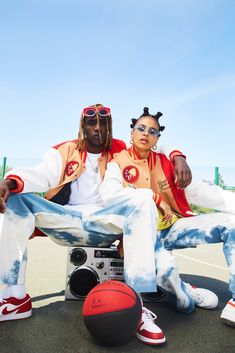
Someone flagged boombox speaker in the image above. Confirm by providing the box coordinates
[65,246,124,300]
[65,246,166,302]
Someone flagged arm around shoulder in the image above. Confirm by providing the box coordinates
[0,179,17,213]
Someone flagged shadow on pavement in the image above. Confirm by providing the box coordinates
[0,275,234,353]
[32,290,65,303]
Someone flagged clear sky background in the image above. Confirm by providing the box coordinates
[1,0,235,184]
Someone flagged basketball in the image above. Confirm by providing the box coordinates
[82,280,142,346]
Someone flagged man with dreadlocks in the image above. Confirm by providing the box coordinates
[100,107,235,344]
[0,104,191,337]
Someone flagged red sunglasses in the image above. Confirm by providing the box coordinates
[82,106,111,117]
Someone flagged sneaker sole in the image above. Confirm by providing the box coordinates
[0,310,32,322]
[136,333,166,345]
[195,303,218,309]
[221,314,235,327]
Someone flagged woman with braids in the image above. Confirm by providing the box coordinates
[0,103,191,337]
[100,107,235,343]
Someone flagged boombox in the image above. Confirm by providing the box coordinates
[65,246,166,302]
[65,246,124,300]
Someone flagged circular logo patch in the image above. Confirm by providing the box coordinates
[122,165,139,183]
[65,161,79,176]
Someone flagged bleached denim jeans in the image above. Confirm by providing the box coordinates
[6,192,230,312]
[0,191,160,295]
[158,212,235,297]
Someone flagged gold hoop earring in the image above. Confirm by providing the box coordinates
[152,144,157,150]
[130,139,133,144]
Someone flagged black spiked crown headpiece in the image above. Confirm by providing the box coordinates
[130,107,165,132]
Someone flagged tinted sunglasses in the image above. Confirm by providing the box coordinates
[133,124,161,137]
[85,117,108,126]
[82,106,111,117]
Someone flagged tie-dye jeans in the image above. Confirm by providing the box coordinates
[158,212,235,298]
[2,192,234,313]
[0,191,161,294]
[0,191,195,312]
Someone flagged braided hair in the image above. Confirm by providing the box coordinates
[130,107,165,133]
[76,103,113,152]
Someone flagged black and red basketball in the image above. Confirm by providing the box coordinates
[82,280,142,346]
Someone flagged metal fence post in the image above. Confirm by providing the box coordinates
[214,166,219,186]
[1,157,7,179]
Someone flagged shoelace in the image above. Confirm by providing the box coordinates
[142,307,157,322]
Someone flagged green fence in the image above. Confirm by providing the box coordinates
[1,157,7,179]
[214,166,235,191]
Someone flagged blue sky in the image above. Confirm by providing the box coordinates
[1,0,235,184]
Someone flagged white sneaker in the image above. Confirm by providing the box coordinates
[136,307,166,345]
[184,283,218,309]
[220,299,235,327]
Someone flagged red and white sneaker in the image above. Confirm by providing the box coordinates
[136,307,166,345]
[0,294,32,322]
[220,299,235,327]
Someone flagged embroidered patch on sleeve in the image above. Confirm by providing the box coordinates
[122,165,139,183]
[65,161,79,176]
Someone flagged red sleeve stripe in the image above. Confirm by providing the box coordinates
[5,175,24,193]
[155,193,162,206]
[169,150,186,163]
[153,193,162,206]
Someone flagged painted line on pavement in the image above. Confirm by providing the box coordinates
[175,253,228,271]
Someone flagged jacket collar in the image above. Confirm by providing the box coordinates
[127,146,157,170]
